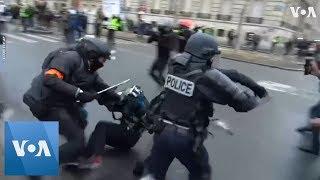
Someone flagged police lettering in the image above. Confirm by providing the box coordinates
[164,74,195,97]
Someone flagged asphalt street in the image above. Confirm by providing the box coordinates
[0,30,319,180]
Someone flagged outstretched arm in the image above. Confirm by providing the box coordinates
[198,69,259,112]
[219,69,267,98]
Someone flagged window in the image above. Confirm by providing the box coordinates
[217,29,225,37]
[246,32,255,41]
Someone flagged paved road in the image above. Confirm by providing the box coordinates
[0,31,319,180]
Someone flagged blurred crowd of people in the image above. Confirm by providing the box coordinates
[9,2,55,32]
[0,2,318,60]
[225,29,297,55]
[59,9,88,44]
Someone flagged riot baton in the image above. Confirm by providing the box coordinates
[97,79,131,95]
[76,79,131,103]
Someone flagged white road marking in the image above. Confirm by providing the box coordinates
[4,33,38,43]
[257,80,318,99]
[21,33,59,43]
[38,34,62,41]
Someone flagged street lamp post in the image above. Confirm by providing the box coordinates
[174,0,179,24]
[235,0,249,51]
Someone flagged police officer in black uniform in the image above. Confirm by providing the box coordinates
[140,33,268,180]
[175,24,193,53]
[23,37,120,165]
[148,24,178,85]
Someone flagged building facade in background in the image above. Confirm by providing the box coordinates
[16,0,320,47]
[123,0,320,47]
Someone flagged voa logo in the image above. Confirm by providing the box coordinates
[5,121,59,176]
[290,7,317,18]
[12,140,51,157]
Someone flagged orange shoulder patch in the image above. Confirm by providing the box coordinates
[45,69,64,79]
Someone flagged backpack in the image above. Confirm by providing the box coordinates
[42,47,75,69]
[23,47,76,118]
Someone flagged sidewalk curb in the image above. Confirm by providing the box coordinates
[222,56,303,71]
[115,34,304,72]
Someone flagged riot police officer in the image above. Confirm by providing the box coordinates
[140,33,268,180]
[148,23,178,85]
[23,37,120,165]
[174,23,194,53]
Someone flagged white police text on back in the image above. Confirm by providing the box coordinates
[164,74,195,97]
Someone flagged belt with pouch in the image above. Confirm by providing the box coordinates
[161,119,190,136]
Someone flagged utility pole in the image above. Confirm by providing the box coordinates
[235,0,249,51]
[174,0,179,24]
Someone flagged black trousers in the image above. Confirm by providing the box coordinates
[149,57,169,85]
[309,102,320,153]
[85,121,142,157]
[35,106,86,164]
[144,126,211,180]
[95,23,101,38]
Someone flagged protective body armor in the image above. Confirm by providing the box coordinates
[160,53,213,128]
[158,33,260,130]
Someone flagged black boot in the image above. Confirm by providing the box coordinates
[133,161,144,177]
[296,126,312,133]
[298,146,319,155]
[298,126,320,155]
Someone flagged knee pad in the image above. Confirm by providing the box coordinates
[189,166,211,180]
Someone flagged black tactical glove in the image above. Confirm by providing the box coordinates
[97,91,121,105]
[76,90,97,103]
[254,86,268,98]
[151,118,166,134]
[106,100,124,112]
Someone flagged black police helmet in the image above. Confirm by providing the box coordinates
[76,37,111,62]
[184,32,220,62]
[158,22,173,35]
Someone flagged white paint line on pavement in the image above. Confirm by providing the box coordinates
[38,34,62,41]
[257,80,318,99]
[4,33,38,43]
[21,33,59,43]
